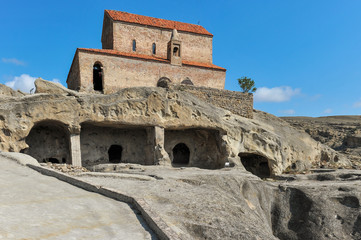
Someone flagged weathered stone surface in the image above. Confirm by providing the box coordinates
[272,169,361,240]
[34,78,80,96]
[72,163,361,240]
[0,84,25,97]
[0,155,155,240]
[0,80,350,174]
[172,84,253,118]
[282,116,361,167]
[0,152,40,166]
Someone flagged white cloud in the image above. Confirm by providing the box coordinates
[353,99,361,108]
[5,74,61,93]
[254,86,301,102]
[322,108,333,114]
[2,58,26,66]
[279,109,296,115]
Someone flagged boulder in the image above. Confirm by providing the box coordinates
[34,78,80,96]
[0,84,25,97]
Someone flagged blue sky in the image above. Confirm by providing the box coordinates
[1,0,361,117]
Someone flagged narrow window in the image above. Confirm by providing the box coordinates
[173,46,179,56]
[93,63,103,92]
[152,43,156,54]
[132,40,136,51]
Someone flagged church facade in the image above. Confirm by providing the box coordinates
[67,10,226,93]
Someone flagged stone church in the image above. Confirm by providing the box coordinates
[67,10,226,93]
[0,10,259,173]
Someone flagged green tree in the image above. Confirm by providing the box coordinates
[237,77,257,93]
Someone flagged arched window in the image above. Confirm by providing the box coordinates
[173,46,179,56]
[152,43,156,54]
[172,143,190,165]
[157,77,171,88]
[181,78,193,85]
[108,145,123,163]
[93,63,103,92]
[132,40,136,51]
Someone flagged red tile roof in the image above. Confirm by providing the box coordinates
[105,10,213,37]
[78,48,226,71]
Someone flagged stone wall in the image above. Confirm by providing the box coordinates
[109,21,213,64]
[173,85,253,119]
[80,124,153,167]
[69,50,225,93]
[101,13,113,50]
[67,52,80,91]
[22,121,70,164]
[164,129,225,169]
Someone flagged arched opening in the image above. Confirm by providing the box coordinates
[93,63,103,92]
[157,77,171,88]
[181,78,193,85]
[172,143,190,165]
[173,46,179,57]
[108,145,123,163]
[152,43,156,54]
[238,153,271,178]
[22,121,70,164]
[132,40,136,51]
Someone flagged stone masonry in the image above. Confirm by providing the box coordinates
[67,10,226,93]
[173,85,254,119]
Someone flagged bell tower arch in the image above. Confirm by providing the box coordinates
[167,29,182,66]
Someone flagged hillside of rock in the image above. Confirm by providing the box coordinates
[282,116,361,167]
[0,79,350,174]
[57,161,361,240]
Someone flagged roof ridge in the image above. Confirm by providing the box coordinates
[105,10,213,36]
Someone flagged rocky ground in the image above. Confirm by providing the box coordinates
[282,116,361,169]
[36,162,361,240]
[1,81,360,239]
[0,156,156,240]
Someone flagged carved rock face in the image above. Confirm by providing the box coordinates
[0,79,350,174]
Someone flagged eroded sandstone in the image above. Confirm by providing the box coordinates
[0,79,351,175]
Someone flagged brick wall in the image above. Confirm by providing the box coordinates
[173,85,253,119]
[111,22,213,64]
[68,51,225,93]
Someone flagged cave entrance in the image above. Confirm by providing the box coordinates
[238,153,271,178]
[108,145,123,163]
[172,143,190,165]
[22,120,70,164]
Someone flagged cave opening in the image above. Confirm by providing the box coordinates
[108,145,123,163]
[172,143,190,165]
[238,153,271,178]
[22,120,70,164]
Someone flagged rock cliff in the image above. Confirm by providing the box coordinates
[0,79,351,174]
[282,116,361,167]
[1,79,360,239]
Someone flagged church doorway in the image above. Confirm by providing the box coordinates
[93,63,103,91]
